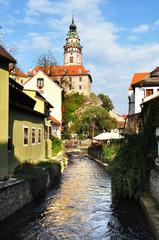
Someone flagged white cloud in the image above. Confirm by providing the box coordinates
[0,0,10,6]
[24,17,39,24]
[132,24,150,33]
[16,0,159,114]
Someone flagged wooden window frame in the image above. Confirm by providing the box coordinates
[37,78,44,88]
[146,89,153,97]
[24,126,29,146]
[38,128,42,144]
[49,126,52,140]
[32,127,36,145]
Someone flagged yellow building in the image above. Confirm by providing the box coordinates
[0,45,16,179]
[0,45,54,179]
[8,81,54,173]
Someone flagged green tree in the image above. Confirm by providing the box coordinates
[62,93,84,139]
[81,106,117,139]
[98,93,114,111]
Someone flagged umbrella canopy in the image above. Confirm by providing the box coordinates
[94,130,122,140]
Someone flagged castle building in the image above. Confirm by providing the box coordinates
[27,16,92,97]
[64,15,82,66]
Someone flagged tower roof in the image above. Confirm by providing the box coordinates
[69,15,77,32]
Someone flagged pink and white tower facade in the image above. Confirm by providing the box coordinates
[63,15,82,66]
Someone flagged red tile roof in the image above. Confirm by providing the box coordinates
[0,45,16,63]
[129,73,150,90]
[50,115,61,124]
[28,65,90,77]
[122,114,128,119]
[9,65,27,77]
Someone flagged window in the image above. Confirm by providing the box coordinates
[37,78,44,88]
[146,89,153,97]
[78,69,82,73]
[38,128,42,143]
[24,127,29,146]
[49,126,52,139]
[70,56,73,63]
[79,77,82,82]
[8,136,12,151]
[79,85,82,90]
[69,85,72,90]
[21,79,23,84]
[32,128,35,144]
[70,77,72,82]
[44,125,48,140]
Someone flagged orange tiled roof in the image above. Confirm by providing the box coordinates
[9,65,27,77]
[122,114,128,119]
[50,115,61,124]
[129,73,150,90]
[28,65,90,76]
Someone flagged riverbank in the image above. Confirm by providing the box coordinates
[87,150,159,240]
[0,151,68,222]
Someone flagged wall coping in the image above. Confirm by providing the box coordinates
[0,178,24,191]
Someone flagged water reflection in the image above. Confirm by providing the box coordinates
[0,155,156,239]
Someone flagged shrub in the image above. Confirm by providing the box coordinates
[103,146,116,162]
[14,161,47,200]
[51,136,63,156]
[110,98,159,200]
[14,160,61,200]
[37,160,61,184]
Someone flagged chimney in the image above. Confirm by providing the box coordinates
[30,66,32,72]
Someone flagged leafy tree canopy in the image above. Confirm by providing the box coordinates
[81,106,117,138]
[98,93,114,111]
[62,93,84,139]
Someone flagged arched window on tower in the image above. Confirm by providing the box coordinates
[70,56,73,63]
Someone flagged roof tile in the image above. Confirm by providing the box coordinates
[129,72,150,90]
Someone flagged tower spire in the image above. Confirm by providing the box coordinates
[72,13,74,24]
[72,10,75,24]
[63,15,82,66]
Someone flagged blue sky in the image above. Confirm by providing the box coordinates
[1,0,159,115]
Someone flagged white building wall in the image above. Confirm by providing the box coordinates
[24,71,63,124]
[135,87,145,114]
[129,86,159,115]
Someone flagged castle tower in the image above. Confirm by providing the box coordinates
[63,15,82,66]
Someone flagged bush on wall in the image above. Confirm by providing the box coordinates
[110,100,159,199]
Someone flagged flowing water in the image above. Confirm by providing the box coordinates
[0,154,156,240]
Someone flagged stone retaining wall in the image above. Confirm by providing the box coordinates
[150,167,159,206]
[0,179,33,221]
[0,155,68,222]
[88,147,105,162]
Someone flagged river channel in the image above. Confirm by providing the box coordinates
[0,154,156,239]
